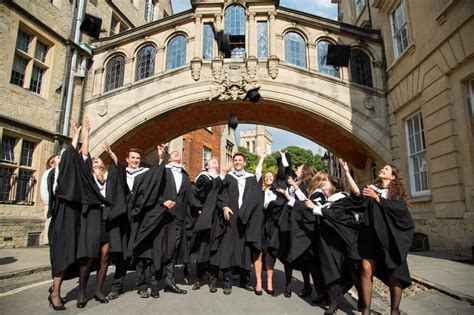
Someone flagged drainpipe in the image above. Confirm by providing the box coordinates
[62,0,87,136]
[367,0,373,30]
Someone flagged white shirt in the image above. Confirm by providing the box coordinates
[126,167,149,191]
[264,188,277,209]
[40,168,54,204]
[229,170,254,208]
[166,163,184,194]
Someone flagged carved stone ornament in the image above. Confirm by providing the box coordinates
[190,57,202,81]
[246,56,258,79]
[97,104,108,117]
[209,62,260,101]
[211,58,224,80]
[267,55,279,79]
[363,96,375,111]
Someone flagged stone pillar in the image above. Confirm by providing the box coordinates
[194,14,203,59]
[156,46,165,73]
[247,12,256,57]
[268,12,277,57]
[124,57,134,85]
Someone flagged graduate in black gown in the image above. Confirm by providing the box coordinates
[189,157,228,292]
[342,160,414,315]
[47,117,109,310]
[210,152,263,295]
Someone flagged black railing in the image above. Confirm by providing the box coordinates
[0,170,36,205]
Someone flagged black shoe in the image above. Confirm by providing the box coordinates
[48,286,66,304]
[150,289,160,298]
[223,287,232,295]
[192,280,202,290]
[107,290,121,300]
[209,284,218,293]
[94,295,109,303]
[76,299,88,309]
[298,286,312,298]
[311,293,328,305]
[48,295,66,311]
[284,288,292,298]
[138,290,150,298]
[266,289,274,296]
[254,289,262,296]
[240,283,255,292]
[164,284,187,294]
[357,299,364,312]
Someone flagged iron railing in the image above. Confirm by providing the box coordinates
[0,169,36,205]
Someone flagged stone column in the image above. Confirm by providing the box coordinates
[268,12,277,57]
[247,12,256,57]
[194,14,203,59]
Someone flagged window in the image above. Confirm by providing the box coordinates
[284,32,307,68]
[257,21,268,59]
[10,28,51,95]
[135,44,156,81]
[226,140,234,165]
[406,112,429,195]
[224,4,246,59]
[317,40,340,77]
[104,55,125,92]
[166,35,186,70]
[202,23,214,60]
[0,134,37,205]
[355,0,366,17]
[203,147,212,170]
[391,0,410,58]
[110,14,128,35]
[145,0,155,22]
[350,49,372,87]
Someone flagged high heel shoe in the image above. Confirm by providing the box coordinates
[266,289,274,296]
[48,295,66,311]
[48,286,66,304]
[254,289,262,296]
[94,295,109,303]
[76,299,88,309]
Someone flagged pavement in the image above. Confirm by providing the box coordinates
[0,246,473,314]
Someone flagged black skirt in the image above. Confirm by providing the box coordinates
[100,218,110,244]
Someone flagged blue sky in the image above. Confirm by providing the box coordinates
[170,0,337,154]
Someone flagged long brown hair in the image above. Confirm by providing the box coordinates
[307,171,328,196]
[373,164,410,207]
[296,164,316,187]
[326,176,345,196]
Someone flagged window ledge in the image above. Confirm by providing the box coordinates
[410,193,431,203]
[387,43,416,75]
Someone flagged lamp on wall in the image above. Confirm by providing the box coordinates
[322,151,330,169]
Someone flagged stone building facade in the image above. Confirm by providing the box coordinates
[239,125,272,155]
[0,0,172,248]
[336,0,474,256]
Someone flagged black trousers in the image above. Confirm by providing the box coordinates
[135,258,159,291]
[111,255,128,292]
[221,268,250,288]
[162,222,183,287]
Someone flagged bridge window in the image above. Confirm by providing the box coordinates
[166,35,187,70]
[284,32,307,68]
[104,55,125,92]
[135,44,156,82]
[317,40,340,78]
[257,21,268,59]
[350,49,372,88]
[406,112,430,196]
[203,23,214,60]
[224,4,246,59]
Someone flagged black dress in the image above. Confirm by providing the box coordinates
[350,190,414,288]
[48,146,109,279]
[261,186,286,268]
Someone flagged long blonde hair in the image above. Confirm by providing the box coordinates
[262,171,275,191]
[307,171,328,196]
[92,157,107,184]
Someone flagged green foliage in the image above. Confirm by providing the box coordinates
[237,145,324,174]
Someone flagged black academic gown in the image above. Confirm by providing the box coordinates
[48,146,109,279]
[129,164,192,271]
[189,172,223,263]
[350,190,414,288]
[210,173,263,271]
[261,186,286,268]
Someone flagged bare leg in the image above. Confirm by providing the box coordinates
[360,259,376,315]
[265,263,273,292]
[95,243,110,299]
[254,251,263,292]
[388,276,403,315]
[78,258,94,303]
[50,271,65,306]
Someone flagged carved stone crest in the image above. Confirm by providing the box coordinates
[209,62,260,101]
[190,57,202,81]
[267,55,279,79]
[246,56,258,79]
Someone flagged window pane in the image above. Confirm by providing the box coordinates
[135,44,156,81]
[16,170,35,203]
[203,23,214,60]
[10,55,27,87]
[29,65,45,94]
[350,49,372,87]
[224,5,246,36]
[406,112,429,193]
[284,32,307,68]
[414,171,421,191]
[257,21,268,59]
[1,136,16,163]
[144,1,155,21]
[0,168,14,202]
[317,41,339,77]
[16,30,31,53]
[20,140,35,167]
[35,41,48,63]
[166,35,187,70]
[104,55,125,92]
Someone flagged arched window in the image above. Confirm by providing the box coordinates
[284,32,307,68]
[135,44,156,81]
[166,35,186,70]
[317,40,340,78]
[224,4,246,58]
[350,49,372,88]
[104,55,125,92]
